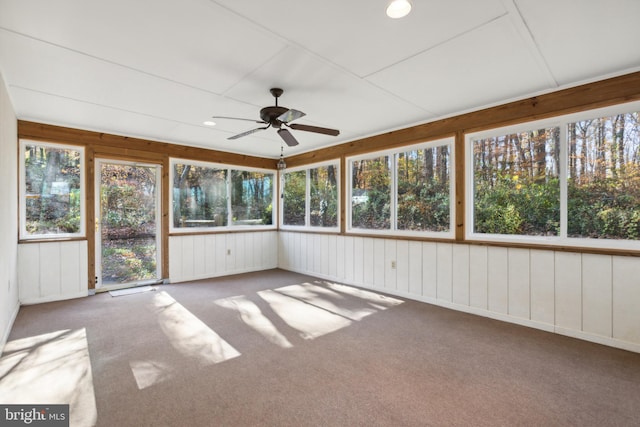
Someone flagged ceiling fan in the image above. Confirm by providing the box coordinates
[212,88,340,147]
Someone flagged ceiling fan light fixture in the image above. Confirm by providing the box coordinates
[277,156,287,171]
[203,120,216,126]
[277,145,287,170]
[386,0,412,18]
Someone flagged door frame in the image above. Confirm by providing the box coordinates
[94,158,163,291]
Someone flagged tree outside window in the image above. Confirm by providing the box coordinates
[22,142,83,238]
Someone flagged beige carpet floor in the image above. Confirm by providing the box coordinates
[2,269,640,426]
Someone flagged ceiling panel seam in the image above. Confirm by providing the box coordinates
[206,0,389,83]
[361,12,509,80]
[0,27,225,98]
[501,0,558,87]
[9,84,207,132]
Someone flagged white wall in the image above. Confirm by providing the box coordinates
[17,241,88,304]
[0,71,19,351]
[169,231,278,283]
[16,231,278,301]
[278,231,640,353]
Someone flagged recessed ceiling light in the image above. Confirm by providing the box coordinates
[203,120,216,126]
[386,0,412,18]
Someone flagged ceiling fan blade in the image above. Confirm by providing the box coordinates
[212,116,265,124]
[289,123,340,136]
[228,126,269,140]
[277,109,306,123]
[277,128,299,147]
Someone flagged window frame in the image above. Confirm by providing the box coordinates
[19,139,86,241]
[346,137,455,238]
[466,100,640,250]
[169,158,276,233]
[279,159,341,233]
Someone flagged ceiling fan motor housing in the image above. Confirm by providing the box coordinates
[260,106,289,128]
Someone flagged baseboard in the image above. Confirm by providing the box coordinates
[168,264,278,284]
[1,301,20,353]
[19,291,89,306]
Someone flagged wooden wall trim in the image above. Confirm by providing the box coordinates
[17,121,276,169]
[284,71,640,167]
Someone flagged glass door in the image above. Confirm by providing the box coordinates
[95,160,161,290]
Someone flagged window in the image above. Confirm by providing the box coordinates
[347,138,454,237]
[231,170,273,226]
[282,170,306,226]
[170,159,275,232]
[172,163,228,228]
[280,161,339,231]
[20,140,84,239]
[472,127,560,236]
[350,155,391,230]
[567,111,640,240]
[467,101,640,249]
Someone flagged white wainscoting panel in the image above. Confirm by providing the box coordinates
[452,244,470,306]
[508,248,530,320]
[384,239,397,291]
[469,245,488,310]
[170,231,277,283]
[396,240,409,294]
[487,247,509,314]
[582,254,612,338]
[408,241,423,296]
[612,256,640,344]
[18,241,88,304]
[422,242,437,299]
[277,231,640,353]
[554,251,582,332]
[436,243,453,302]
[530,249,555,326]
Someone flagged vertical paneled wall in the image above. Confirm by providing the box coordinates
[169,231,278,283]
[15,232,277,305]
[17,241,88,304]
[278,232,640,353]
[0,70,19,350]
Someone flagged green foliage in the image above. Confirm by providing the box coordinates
[283,171,306,225]
[397,181,450,232]
[567,167,640,239]
[102,240,156,283]
[474,173,559,235]
[352,157,391,229]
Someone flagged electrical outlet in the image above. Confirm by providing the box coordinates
[391,261,396,269]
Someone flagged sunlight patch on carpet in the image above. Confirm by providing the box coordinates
[258,289,352,340]
[323,281,404,310]
[215,296,293,348]
[0,328,98,427]
[153,291,241,366]
[130,359,174,390]
[276,283,381,321]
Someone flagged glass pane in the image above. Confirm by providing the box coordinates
[351,156,391,230]
[23,144,82,236]
[173,163,228,228]
[567,112,640,239]
[283,170,306,226]
[101,164,157,285]
[397,146,450,232]
[231,170,274,225]
[310,165,338,227]
[473,128,560,235]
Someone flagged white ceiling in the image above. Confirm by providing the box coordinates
[1,0,639,159]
